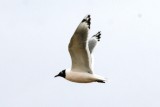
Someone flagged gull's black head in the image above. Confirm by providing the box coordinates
[54,69,66,78]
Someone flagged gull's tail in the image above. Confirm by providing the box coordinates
[95,74,106,83]
[96,80,105,83]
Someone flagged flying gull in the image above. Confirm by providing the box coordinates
[55,15,106,83]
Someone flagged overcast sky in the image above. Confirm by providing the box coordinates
[0,0,160,107]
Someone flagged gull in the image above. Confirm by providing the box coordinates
[55,15,106,83]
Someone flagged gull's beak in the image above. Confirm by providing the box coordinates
[54,74,59,78]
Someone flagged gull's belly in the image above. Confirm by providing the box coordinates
[66,72,96,83]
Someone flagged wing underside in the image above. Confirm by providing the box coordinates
[68,15,93,73]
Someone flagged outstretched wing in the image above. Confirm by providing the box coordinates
[88,31,101,54]
[68,15,93,74]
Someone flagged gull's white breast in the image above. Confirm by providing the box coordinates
[65,71,105,83]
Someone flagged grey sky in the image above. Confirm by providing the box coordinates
[0,0,160,107]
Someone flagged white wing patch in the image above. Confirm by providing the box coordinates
[88,31,101,54]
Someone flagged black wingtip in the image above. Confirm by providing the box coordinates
[93,31,101,41]
[81,15,91,29]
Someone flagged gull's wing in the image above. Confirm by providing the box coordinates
[68,15,93,74]
[88,31,101,54]
[88,32,101,70]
